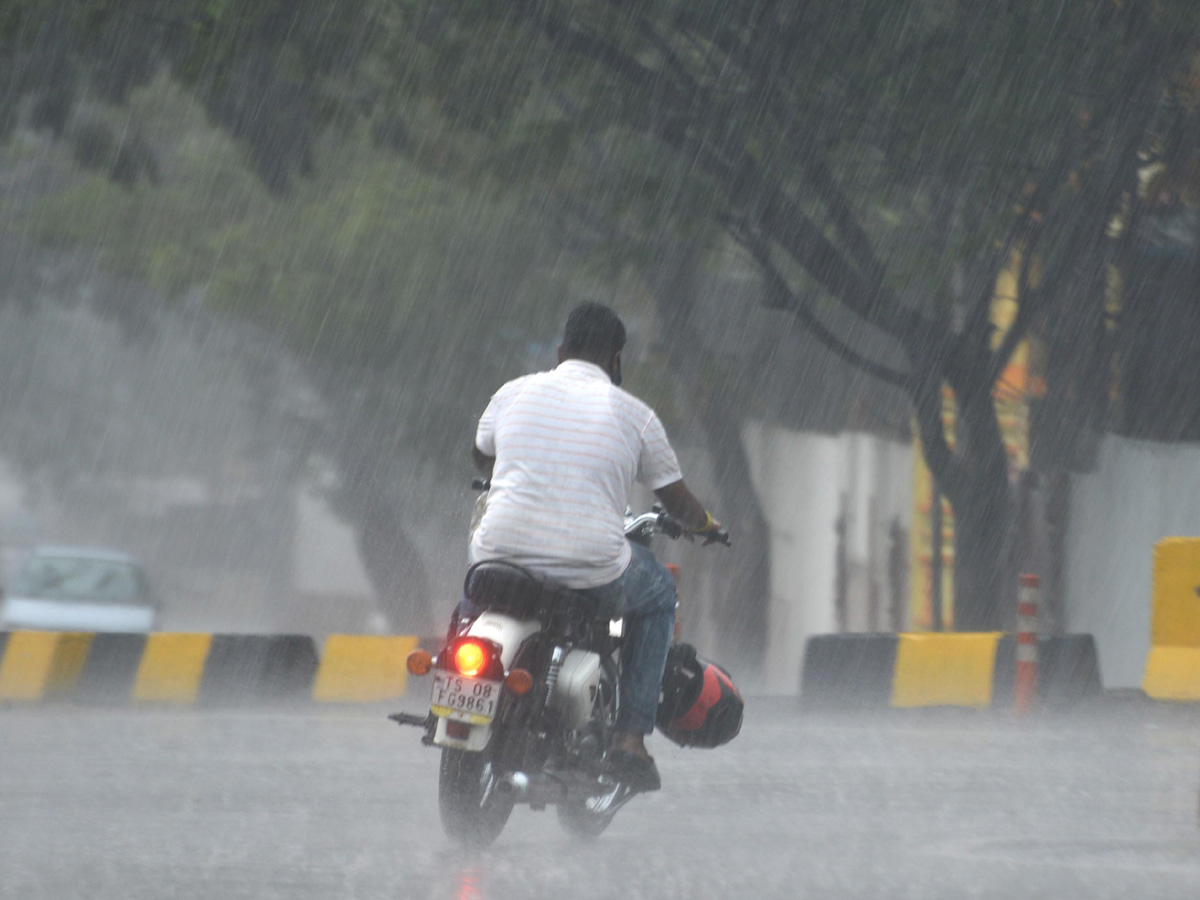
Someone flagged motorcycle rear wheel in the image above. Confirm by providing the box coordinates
[438,747,513,848]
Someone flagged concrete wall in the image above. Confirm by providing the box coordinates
[742,424,912,694]
[1065,436,1200,688]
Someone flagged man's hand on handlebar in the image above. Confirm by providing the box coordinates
[648,507,730,546]
[692,513,730,547]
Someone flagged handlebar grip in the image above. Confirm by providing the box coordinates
[710,529,732,547]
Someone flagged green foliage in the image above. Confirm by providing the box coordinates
[16,76,570,468]
[376,0,1196,332]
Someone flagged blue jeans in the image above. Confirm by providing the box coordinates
[459,544,677,735]
[577,544,678,735]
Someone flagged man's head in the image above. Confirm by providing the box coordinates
[559,302,626,385]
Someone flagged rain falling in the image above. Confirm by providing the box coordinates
[1,2,1199,898]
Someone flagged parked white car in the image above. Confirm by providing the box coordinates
[1,546,157,632]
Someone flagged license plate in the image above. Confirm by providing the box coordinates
[430,670,502,723]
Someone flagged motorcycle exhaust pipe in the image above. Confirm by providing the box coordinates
[499,771,605,806]
[499,772,565,805]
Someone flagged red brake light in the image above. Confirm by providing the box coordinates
[453,641,488,678]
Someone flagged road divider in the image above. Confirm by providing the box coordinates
[1142,537,1200,701]
[73,633,150,703]
[801,632,1102,710]
[0,630,92,701]
[891,632,1002,708]
[312,635,420,703]
[200,634,320,705]
[0,631,330,705]
[133,633,212,703]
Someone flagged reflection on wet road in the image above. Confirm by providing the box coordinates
[1,702,1197,900]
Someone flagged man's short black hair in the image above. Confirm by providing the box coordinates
[562,302,626,359]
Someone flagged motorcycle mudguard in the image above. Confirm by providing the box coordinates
[433,716,491,752]
[464,612,541,669]
[430,612,541,752]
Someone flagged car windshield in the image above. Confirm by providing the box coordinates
[12,556,143,605]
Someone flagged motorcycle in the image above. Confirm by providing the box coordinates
[391,485,732,847]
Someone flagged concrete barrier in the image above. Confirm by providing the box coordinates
[891,633,1002,709]
[0,631,92,701]
[0,631,322,705]
[132,633,213,703]
[72,633,150,704]
[994,633,1103,708]
[198,635,319,705]
[801,632,1102,710]
[799,633,898,711]
[1143,537,1200,701]
[312,635,420,703]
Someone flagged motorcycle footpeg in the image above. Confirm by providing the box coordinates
[389,711,434,729]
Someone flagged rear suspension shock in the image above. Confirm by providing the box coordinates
[544,645,566,695]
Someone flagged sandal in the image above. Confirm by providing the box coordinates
[607,749,661,792]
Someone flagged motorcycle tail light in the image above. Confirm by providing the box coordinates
[453,640,488,678]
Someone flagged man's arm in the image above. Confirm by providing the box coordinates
[654,479,718,534]
[471,444,495,477]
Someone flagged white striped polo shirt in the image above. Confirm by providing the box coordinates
[469,359,684,588]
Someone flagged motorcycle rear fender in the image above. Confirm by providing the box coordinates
[433,716,491,752]
[430,612,541,752]
[462,611,541,669]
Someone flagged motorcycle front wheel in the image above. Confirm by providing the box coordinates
[438,747,514,848]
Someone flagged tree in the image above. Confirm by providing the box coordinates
[374,0,1199,630]
[6,0,1200,636]
[2,2,781,646]
[6,73,569,631]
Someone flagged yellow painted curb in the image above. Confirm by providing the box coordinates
[313,635,419,703]
[132,633,213,703]
[891,633,1003,708]
[1143,646,1200,701]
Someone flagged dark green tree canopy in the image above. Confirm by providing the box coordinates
[6,0,1200,634]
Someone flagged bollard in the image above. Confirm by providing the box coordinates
[1015,574,1040,714]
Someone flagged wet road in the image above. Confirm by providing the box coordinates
[2,700,1198,900]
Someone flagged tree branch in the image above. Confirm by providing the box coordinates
[726,217,911,390]
[985,269,1033,389]
[802,158,890,287]
[911,374,967,502]
[525,10,921,348]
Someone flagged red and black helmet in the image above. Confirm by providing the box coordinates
[656,643,743,748]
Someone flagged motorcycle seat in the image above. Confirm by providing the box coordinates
[464,561,602,622]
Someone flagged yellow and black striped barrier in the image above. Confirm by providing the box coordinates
[0,631,451,705]
[0,631,333,705]
[800,632,1102,710]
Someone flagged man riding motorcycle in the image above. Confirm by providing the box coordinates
[468,302,723,791]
